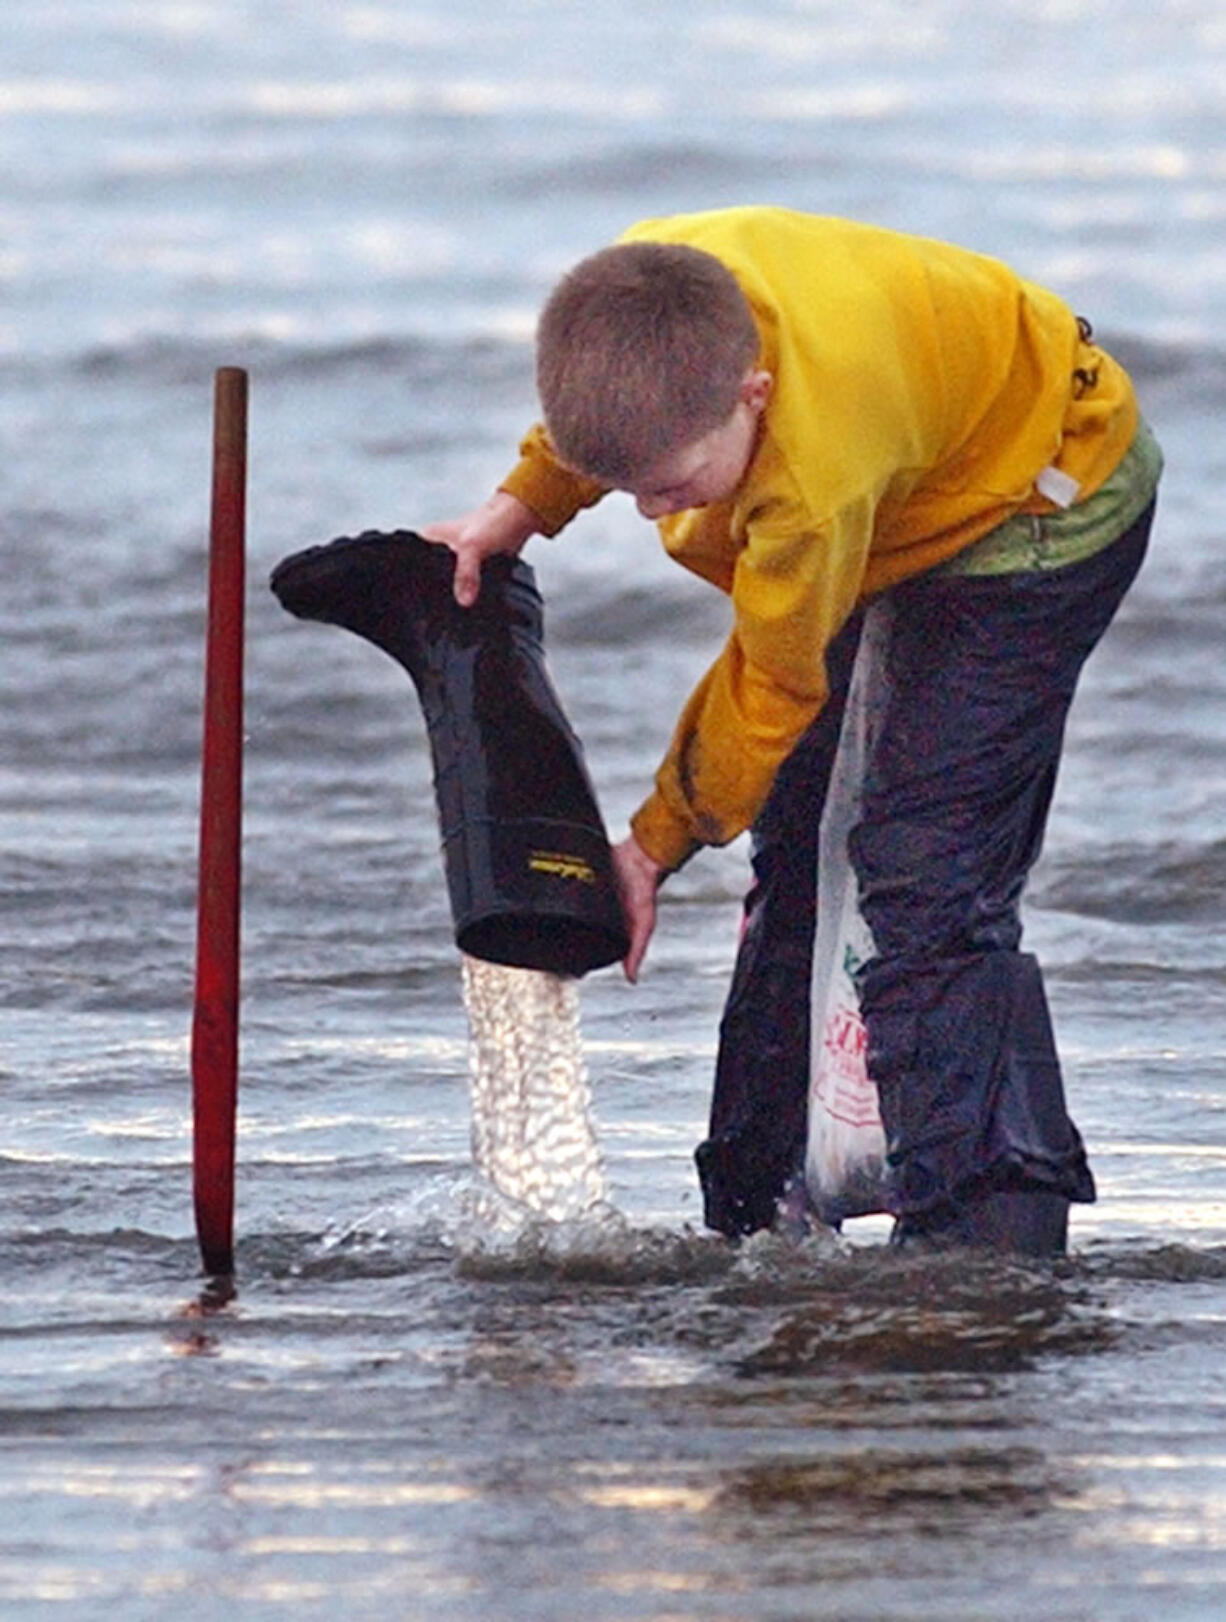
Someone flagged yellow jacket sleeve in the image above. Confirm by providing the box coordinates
[498,422,607,536]
[631,500,874,871]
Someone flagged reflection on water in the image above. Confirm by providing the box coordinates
[4,1219,1226,1616]
[714,1443,1059,1528]
[727,1249,1117,1377]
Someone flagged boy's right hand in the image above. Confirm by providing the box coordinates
[421,492,541,607]
[611,833,664,984]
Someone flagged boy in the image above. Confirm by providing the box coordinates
[425,206,1161,1254]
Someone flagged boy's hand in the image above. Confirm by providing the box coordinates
[611,834,664,983]
[421,492,541,606]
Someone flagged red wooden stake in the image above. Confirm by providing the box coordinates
[191,366,248,1277]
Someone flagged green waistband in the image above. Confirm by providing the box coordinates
[937,419,1164,577]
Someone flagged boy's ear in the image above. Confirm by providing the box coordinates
[740,369,773,412]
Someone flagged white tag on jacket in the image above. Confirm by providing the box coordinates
[1036,464,1081,508]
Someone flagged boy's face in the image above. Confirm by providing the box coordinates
[622,370,773,521]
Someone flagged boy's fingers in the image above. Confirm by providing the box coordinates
[452,551,481,606]
[610,833,662,984]
[621,893,655,984]
[416,525,481,604]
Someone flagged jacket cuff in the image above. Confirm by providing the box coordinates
[498,454,605,539]
[630,792,701,874]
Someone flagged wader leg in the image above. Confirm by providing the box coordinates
[696,612,863,1236]
[852,504,1155,1254]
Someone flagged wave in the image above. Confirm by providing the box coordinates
[1106,330,1226,398]
[546,575,732,650]
[57,329,533,388]
[1034,837,1226,926]
[498,139,780,200]
[5,321,1225,405]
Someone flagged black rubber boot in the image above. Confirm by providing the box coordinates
[270,529,629,978]
[892,1186,1070,1257]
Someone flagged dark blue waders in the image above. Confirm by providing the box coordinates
[696,500,1155,1253]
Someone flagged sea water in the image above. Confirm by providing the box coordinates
[2,1,1226,1616]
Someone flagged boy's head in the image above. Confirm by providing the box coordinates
[535,241,768,506]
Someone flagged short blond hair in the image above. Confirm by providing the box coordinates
[535,241,759,485]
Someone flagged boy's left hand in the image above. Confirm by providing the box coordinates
[420,491,540,606]
[611,834,663,983]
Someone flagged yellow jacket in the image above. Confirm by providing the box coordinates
[499,207,1138,871]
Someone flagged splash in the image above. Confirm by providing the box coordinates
[459,954,609,1224]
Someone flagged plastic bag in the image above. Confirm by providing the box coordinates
[805,601,892,1222]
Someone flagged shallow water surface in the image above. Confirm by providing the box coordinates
[3,0,1226,1616]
